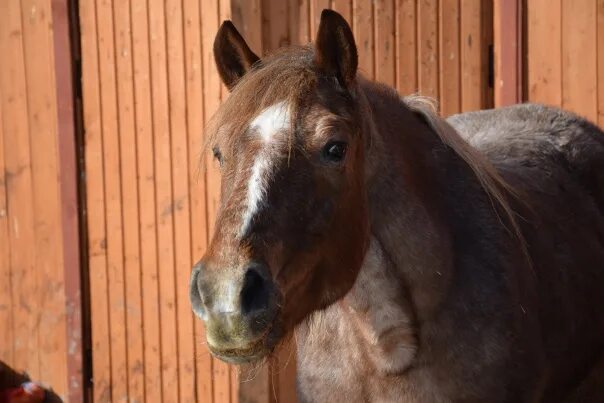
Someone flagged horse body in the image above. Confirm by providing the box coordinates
[190,10,604,402]
[296,93,604,402]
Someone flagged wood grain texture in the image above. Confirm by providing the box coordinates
[0,0,40,383]
[130,0,164,400]
[375,0,396,87]
[20,0,69,397]
[439,0,461,115]
[79,0,113,399]
[526,0,562,106]
[418,0,439,99]
[562,0,598,121]
[396,0,417,95]
[113,0,145,400]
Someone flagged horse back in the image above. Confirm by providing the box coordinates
[448,104,604,398]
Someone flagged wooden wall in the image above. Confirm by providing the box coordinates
[526,0,604,124]
[77,1,492,402]
[0,0,81,402]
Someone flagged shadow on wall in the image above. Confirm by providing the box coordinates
[0,362,63,403]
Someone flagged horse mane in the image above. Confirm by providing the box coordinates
[403,95,529,262]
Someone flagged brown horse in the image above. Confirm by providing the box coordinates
[189,10,604,402]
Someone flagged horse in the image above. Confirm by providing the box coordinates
[189,9,604,402]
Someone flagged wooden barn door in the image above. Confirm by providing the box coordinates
[78,1,493,402]
[525,0,604,126]
[0,0,82,401]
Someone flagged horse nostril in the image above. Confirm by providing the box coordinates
[240,266,271,316]
[190,263,206,319]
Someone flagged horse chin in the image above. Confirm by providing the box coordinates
[208,321,282,365]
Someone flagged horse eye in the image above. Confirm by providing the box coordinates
[322,141,348,162]
[212,146,223,166]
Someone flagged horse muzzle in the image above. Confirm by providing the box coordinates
[190,260,281,363]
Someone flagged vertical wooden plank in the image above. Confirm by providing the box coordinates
[148,0,180,400]
[396,0,418,95]
[261,0,289,52]
[375,0,396,86]
[332,0,352,23]
[0,82,13,369]
[95,0,130,400]
[20,0,68,397]
[113,0,145,401]
[165,0,197,401]
[231,0,263,55]
[418,0,439,99]
[79,0,112,400]
[0,0,40,381]
[526,0,561,106]
[353,0,375,78]
[310,0,331,38]
[562,0,598,122]
[202,0,229,400]
[460,0,486,111]
[51,0,84,400]
[183,0,213,401]
[493,0,521,107]
[289,0,311,46]
[439,0,461,115]
[130,0,164,400]
[598,0,604,126]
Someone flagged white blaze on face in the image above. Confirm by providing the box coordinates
[239,101,290,237]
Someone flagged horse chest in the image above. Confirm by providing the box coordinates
[295,307,429,403]
[295,239,421,402]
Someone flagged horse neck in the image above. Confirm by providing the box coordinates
[358,80,457,320]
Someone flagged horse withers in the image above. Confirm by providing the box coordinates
[189,9,604,402]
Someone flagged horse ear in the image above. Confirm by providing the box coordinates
[314,9,358,88]
[213,21,260,90]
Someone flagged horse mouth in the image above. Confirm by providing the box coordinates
[207,320,279,364]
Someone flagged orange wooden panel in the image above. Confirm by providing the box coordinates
[311,0,332,38]
[598,0,604,125]
[353,0,375,78]
[0,0,40,381]
[78,0,112,400]
[0,76,13,367]
[460,0,486,111]
[130,0,164,400]
[233,0,263,55]
[112,0,145,401]
[332,0,353,24]
[182,0,213,400]
[148,0,180,401]
[396,0,418,95]
[289,0,311,46]
[439,0,461,115]
[95,0,130,400]
[526,0,561,106]
[493,0,521,107]
[261,0,289,52]
[165,0,197,401]
[50,0,84,399]
[418,0,439,99]
[375,0,396,86]
[562,0,598,122]
[20,0,68,397]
